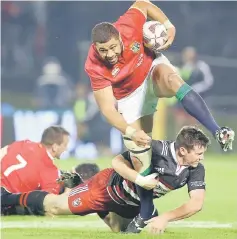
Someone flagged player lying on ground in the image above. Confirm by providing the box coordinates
[1,163,101,216]
[85,0,235,226]
[1,125,70,215]
[7,126,209,234]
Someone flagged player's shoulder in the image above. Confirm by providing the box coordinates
[114,7,146,28]
[9,139,34,149]
[85,45,98,70]
[114,7,146,40]
[85,45,106,78]
[152,140,173,154]
[189,162,205,174]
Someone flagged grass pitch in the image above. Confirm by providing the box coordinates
[1,154,237,239]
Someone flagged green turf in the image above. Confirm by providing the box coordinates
[2,154,237,238]
[2,228,237,239]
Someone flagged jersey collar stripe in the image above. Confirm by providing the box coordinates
[170,142,177,162]
[162,141,168,156]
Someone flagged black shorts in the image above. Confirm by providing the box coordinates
[1,187,32,216]
[1,187,11,205]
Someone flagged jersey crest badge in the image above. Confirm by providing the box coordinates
[112,66,120,77]
[130,41,141,53]
[72,198,82,207]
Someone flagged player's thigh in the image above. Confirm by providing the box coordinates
[152,57,185,98]
[117,77,158,125]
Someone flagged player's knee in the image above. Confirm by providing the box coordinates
[153,64,185,96]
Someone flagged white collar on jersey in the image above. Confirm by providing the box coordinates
[170,142,177,163]
[171,142,188,174]
[46,150,54,160]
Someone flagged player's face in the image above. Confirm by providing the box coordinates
[95,37,122,65]
[182,145,206,167]
[53,135,70,159]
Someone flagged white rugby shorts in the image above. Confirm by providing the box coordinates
[117,53,172,124]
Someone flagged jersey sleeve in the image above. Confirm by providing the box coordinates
[115,8,146,40]
[187,163,206,192]
[84,50,112,91]
[89,74,111,91]
[39,164,62,194]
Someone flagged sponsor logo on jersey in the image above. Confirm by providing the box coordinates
[190,181,206,187]
[136,54,144,67]
[180,178,188,186]
[130,41,141,53]
[72,198,82,207]
[155,167,165,174]
[112,66,120,77]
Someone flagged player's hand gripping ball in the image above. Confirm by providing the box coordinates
[143,21,168,51]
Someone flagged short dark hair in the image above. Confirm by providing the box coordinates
[91,22,119,44]
[41,125,69,146]
[175,126,210,151]
[74,163,100,181]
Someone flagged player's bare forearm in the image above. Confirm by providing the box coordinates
[161,197,203,222]
[101,107,129,134]
[132,0,174,27]
[112,155,138,183]
[93,87,129,134]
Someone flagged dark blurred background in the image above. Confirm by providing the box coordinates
[1,1,237,158]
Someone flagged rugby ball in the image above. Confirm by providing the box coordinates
[143,21,168,50]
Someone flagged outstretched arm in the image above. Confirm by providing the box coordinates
[94,87,150,147]
[146,189,205,234]
[94,86,128,135]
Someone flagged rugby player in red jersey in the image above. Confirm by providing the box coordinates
[1,125,70,214]
[84,0,234,225]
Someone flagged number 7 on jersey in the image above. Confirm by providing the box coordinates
[3,154,27,177]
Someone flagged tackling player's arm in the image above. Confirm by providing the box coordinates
[130,0,176,49]
[112,152,158,190]
[146,164,206,234]
[159,189,205,222]
[161,164,206,221]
